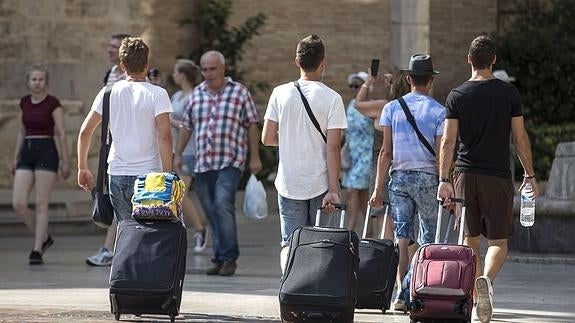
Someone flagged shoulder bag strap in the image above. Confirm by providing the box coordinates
[397,96,436,157]
[95,85,114,193]
[294,81,327,143]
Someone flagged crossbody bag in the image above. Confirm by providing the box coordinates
[293,81,327,143]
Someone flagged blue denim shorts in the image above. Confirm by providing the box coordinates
[388,170,438,245]
[278,192,338,247]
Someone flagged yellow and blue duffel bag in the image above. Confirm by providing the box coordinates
[131,172,186,221]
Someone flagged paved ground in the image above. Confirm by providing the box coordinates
[0,191,574,322]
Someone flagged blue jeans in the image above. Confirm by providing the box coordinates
[108,175,137,222]
[194,167,241,264]
[388,170,438,245]
[278,192,336,247]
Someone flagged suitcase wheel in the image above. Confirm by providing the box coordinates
[170,313,176,323]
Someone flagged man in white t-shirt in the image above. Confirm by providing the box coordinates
[261,34,347,272]
[77,37,173,222]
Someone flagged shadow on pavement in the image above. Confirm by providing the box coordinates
[121,312,280,322]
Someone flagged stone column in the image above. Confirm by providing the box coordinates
[389,0,430,70]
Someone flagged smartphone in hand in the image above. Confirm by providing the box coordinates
[370,59,380,76]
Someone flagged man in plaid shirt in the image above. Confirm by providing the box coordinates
[175,50,262,277]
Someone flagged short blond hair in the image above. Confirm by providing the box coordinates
[119,37,149,74]
[26,63,49,84]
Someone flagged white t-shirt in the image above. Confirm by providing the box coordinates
[264,80,347,200]
[91,80,173,175]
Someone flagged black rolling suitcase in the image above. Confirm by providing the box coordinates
[109,220,187,322]
[356,202,399,313]
[279,204,359,323]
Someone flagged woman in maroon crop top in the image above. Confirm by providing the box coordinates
[11,64,70,265]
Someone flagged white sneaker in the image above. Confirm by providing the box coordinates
[193,229,209,253]
[475,276,493,323]
[86,246,113,266]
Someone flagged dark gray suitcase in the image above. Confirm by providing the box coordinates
[109,220,187,322]
[279,204,359,323]
[356,203,399,312]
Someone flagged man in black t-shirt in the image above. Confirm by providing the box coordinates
[437,36,539,323]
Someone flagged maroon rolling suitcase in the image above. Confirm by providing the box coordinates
[409,198,476,323]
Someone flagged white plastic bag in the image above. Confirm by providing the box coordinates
[243,174,268,220]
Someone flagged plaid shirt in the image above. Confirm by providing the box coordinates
[181,78,259,173]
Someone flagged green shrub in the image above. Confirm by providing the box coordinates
[180,0,268,94]
[516,123,575,180]
[496,0,575,180]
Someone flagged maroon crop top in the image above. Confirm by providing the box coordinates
[20,95,61,136]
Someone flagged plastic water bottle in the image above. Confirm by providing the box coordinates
[520,182,535,227]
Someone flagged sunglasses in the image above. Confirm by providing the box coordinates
[349,84,362,89]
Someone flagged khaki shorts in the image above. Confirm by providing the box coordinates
[454,171,514,239]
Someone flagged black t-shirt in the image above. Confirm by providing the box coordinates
[446,79,522,179]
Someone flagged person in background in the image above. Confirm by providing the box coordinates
[86,33,130,267]
[78,37,173,225]
[175,50,262,277]
[370,54,445,312]
[437,35,539,323]
[341,71,373,231]
[355,70,409,239]
[262,35,347,274]
[148,68,163,86]
[170,59,209,253]
[12,64,71,265]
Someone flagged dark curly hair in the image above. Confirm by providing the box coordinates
[296,35,325,72]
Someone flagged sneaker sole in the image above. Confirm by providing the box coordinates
[475,277,493,323]
[194,231,209,253]
[85,259,112,267]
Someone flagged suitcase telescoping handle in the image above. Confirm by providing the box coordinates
[435,198,466,245]
[315,203,346,228]
[362,201,390,239]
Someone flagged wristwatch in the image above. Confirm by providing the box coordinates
[440,178,450,183]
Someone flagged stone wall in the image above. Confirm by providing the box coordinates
[0,0,503,188]
[429,0,498,101]
[225,0,391,104]
[0,0,198,188]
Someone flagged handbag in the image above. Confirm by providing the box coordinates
[91,85,115,228]
[397,97,436,156]
[243,174,268,220]
[131,172,186,222]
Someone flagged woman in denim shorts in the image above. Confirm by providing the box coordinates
[12,64,71,265]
